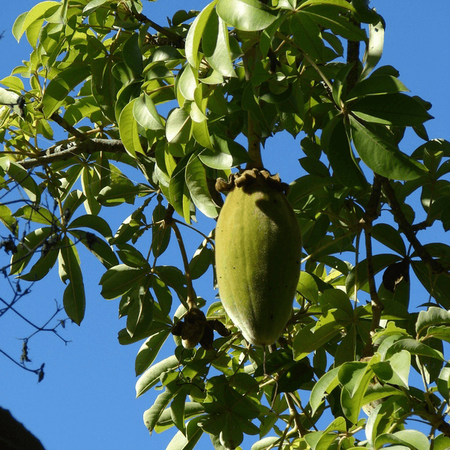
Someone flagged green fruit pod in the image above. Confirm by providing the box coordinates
[215,169,301,346]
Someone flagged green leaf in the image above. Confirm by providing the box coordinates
[178,65,198,102]
[297,271,319,304]
[415,306,450,337]
[42,63,91,117]
[123,33,143,77]
[10,227,52,275]
[0,204,18,235]
[143,382,182,433]
[350,117,428,181]
[126,286,154,338]
[412,261,450,310]
[12,12,28,42]
[189,241,213,280]
[63,189,86,217]
[339,361,368,397]
[346,253,400,296]
[59,237,85,325]
[19,243,60,282]
[372,351,410,389]
[13,1,60,42]
[134,94,164,131]
[14,205,56,226]
[7,161,41,203]
[166,107,193,144]
[434,435,450,450]
[154,266,188,306]
[375,430,430,450]
[385,338,444,361]
[251,437,280,450]
[277,360,314,392]
[155,402,205,433]
[302,8,366,42]
[166,417,204,450]
[83,0,112,15]
[97,178,147,207]
[135,355,180,398]
[100,264,149,299]
[371,224,406,256]
[151,203,171,258]
[217,0,277,32]
[293,309,346,360]
[168,155,191,220]
[323,116,367,188]
[199,134,250,170]
[340,364,373,423]
[437,365,450,402]
[185,152,220,218]
[68,215,114,242]
[291,12,325,62]
[170,391,187,433]
[185,0,218,69]
[203,11,237,78]
[347,75,409,101]
[351,93,433,126]
[119,100,145,157]
[134,329,171,377]
[69,230,118,269]
[360,16,384,80]
[310,367,340,415]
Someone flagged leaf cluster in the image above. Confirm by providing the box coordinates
[1,0,450,449]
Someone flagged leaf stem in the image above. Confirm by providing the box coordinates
[169,210,197,310]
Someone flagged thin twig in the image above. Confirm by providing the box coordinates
[169,208,197,310]
[379,176,446,274]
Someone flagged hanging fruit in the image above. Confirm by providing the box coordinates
[215,169,302,346]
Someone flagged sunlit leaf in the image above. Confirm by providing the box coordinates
[42,63,91,117]
[217,0,277,32]
[119,99,145,157]
[185,152,220,218]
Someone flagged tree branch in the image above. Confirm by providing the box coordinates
[379,176,446,274]
[19,139,126,169]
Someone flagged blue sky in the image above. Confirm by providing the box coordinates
[1,2,450,450]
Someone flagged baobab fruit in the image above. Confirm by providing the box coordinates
[215,169,301,346]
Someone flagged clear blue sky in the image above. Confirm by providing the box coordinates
[1,2,450,450]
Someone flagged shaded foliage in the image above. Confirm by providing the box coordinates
[1,0,450,449]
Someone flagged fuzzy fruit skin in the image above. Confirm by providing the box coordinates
[215,174,301,346]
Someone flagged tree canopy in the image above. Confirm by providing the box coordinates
[1,0,450,449]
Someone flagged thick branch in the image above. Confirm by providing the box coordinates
[19,139,126,169]
[379,176,446,274]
